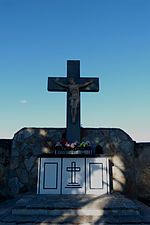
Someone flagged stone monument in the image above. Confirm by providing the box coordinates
[5,60,148,199]
[37,60,110,195]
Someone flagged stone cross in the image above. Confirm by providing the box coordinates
[47,60,99,142]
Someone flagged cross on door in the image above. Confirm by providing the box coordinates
[66,161,80,185]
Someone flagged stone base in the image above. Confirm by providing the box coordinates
[9,127,137,197]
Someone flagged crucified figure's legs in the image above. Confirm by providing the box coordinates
[71,107,76,123]
[70,97,79,123]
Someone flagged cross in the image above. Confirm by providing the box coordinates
[47,60,99,143]
[66,161,80,185]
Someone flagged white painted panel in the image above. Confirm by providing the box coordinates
[37,158,61,194]
[86,157,109,195]
[44,163,58,189]
[37,157,110,195]
[89,163,103,189]
[62,158,85,194]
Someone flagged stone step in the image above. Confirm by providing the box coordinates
[11,194,140,217]
[0,214,142,224]
[12,207,140,217]
[0,193,150,224]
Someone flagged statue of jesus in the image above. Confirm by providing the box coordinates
[55,78,94,123]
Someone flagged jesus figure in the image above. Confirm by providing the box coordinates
[55,77,94,123]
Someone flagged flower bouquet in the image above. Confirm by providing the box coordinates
[55,140,91,151]
[53,137,92,155]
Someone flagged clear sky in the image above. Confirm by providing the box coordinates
[0,0,150,142]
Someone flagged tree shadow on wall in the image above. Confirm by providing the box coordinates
[3,127,143,224]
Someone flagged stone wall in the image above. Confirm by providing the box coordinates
[135,142,150,203]
[0,128,149,201]
[8,128,65,195]
[81,128,136,197]
[0,139,12,201]
[8,127,136,197]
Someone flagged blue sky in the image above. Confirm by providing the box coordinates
[0,0,150,142]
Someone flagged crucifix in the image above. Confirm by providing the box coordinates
[47,60,99,143]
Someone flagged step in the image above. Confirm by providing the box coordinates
[11,194,140,217]
[0,193,150,224]
[0,214,142,224]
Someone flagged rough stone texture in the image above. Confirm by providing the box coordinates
[135,142,150,203]
[0,139,12,201]
[8,127,136,198]
[81,128,136,197]
[0,127,149,202]
[9,128,65,195]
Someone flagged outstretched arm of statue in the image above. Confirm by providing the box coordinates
[79,80,94,89]
[54,79,68,88]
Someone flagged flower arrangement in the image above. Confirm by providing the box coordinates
[55,138,91,151]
